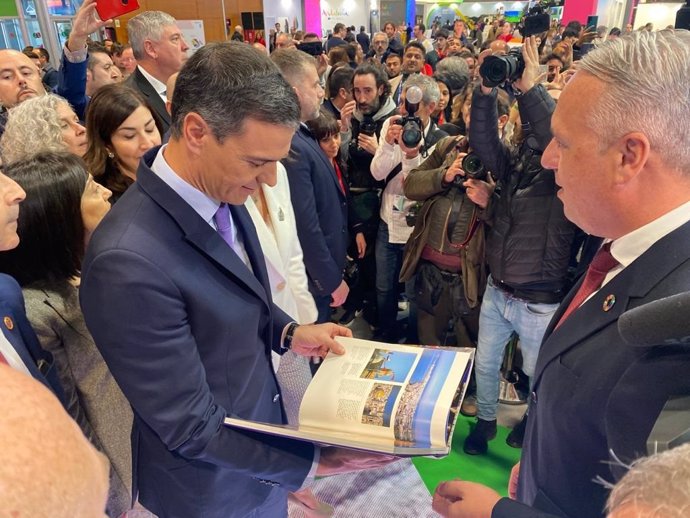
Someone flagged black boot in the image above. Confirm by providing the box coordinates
[463,418,497,455]
[506,413,528,448]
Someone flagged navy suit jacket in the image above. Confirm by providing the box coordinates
[0,274,65,403]
[57,51,89,121]
[124,68,171,134]
[80,149,314,518]
[495,220,690,518]
[284,125,348,297]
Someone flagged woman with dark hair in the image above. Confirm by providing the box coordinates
[0,151,135,517]
[432,73,453,125]
[306,110,367,326]
[84,83,163,203]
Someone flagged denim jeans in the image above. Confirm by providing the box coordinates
[475,275,559,421]
[375,221,416,341]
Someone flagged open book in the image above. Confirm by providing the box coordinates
[224,336,474,456]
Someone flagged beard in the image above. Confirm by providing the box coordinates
[357,96,381,115]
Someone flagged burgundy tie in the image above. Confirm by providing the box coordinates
[556,242,619,328]
[0,350,8,365]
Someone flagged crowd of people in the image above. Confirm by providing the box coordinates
[0,0,689,517]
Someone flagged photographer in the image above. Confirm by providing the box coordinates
[370,75,448,342]
[401,136,492,349]
[463,37,576,455]
[338,63,397,329]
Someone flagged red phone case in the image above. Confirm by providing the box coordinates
[96,0,140,20]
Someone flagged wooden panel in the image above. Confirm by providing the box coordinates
[113,0,237,43]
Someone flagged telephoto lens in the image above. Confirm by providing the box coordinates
[479,49,524,88]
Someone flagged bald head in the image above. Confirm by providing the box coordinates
[0,49,45,108]
[0,364,110,517]
[489,40,508,56]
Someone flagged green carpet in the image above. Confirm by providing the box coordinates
[413,416,522,496]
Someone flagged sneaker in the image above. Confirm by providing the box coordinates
[338,308,363,326]
[506,413,528,448]
[463,418,497,455]
[460,395,477,417]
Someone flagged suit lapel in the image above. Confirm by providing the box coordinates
[0,302,49,383]
[136,158,270,309]
[132,69,171,128]
[534,220,690,384]
[297,127,345,199]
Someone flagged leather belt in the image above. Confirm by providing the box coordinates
[421,246,462,273]
[494,279,564,305]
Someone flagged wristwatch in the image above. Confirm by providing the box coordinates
[282,322,299,351]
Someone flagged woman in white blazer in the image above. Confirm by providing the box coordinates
[246,163,318,425]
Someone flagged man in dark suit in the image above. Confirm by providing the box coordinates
[433,29,690,518]
[81,42,387,518]
[124,10,189,134]
[272,48,350,323]
[0,170,65,403]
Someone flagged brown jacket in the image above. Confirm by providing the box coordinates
[400,136,486,308]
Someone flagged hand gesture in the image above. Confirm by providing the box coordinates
[357,133,378,155]
[290,322,351,358]
[340,100,357,133]
[577,27,597,46]
[444,152,467,184]
[512,36,540,94]
[68,0,112,52]
[462,175,494,209]
[384,115,403,145]
[316,53,328,78]
[432,480,502,518]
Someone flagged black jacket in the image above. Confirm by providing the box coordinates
[470,84,575,293]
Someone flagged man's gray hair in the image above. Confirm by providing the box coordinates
[403,74,440,105]
[170,42,300,141]
[434,56,470,95]
[127,11,177,60]
[578,29,690,175]
[606,443,690,518]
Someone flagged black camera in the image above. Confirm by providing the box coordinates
[359,116,377,137]
[521,2,554,38]
[393,85,424,148]
[479,47,525,88]
[453,153,486,186]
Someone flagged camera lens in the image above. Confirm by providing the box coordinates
[462,153,485,179]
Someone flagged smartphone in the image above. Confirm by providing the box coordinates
[586,15,599,32]
[96,0,140,21]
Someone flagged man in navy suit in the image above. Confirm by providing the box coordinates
[433,30,690,518]
[123,10,190,134]
[0,169,65,403]
[80,42,389,518]
[272,48,351,323]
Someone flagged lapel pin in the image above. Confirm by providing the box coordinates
[603,294,616,312]
[278,208,285,221]
[3,316,13,330]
